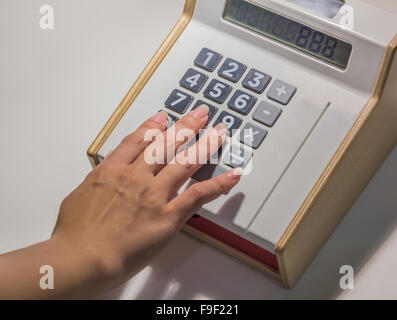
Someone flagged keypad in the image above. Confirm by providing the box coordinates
[228,90,257,115]
[162,48,297,178]
[218,58,246,83]
[194,48,223,72]
[165,89,193,114]
[203,79,232,104]
[179,68,208,93]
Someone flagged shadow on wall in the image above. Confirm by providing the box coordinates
[98,145,397,300]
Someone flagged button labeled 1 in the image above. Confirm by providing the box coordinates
[203,79,232,104]
[194,48,223,72]
[213,111,242,136]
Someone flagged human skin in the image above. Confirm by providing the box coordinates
[0,106,242,299]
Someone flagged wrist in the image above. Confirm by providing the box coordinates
[47,235,124,296]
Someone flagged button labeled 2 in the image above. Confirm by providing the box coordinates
[218,58,246,83]
[203,79,232,104]
[165,89,193,114]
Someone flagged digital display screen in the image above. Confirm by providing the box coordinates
[223,0,352,69]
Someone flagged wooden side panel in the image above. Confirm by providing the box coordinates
[87,0,196,166]
[276,36,397,288]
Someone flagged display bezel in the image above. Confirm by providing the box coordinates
[222,0,352,70]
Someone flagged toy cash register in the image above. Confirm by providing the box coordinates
[88,0,397,288]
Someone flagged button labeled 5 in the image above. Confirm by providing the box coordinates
[203,79,232,104]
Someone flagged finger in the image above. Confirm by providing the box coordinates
[105,111,168,165]
[165,168,243,225]
[155,123,227,195]
[133,105,209,174]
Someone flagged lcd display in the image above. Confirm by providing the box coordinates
[223,0,352,69]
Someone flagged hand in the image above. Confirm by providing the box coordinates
[51,105,242,295]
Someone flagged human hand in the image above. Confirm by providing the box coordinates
[51,106,242,294]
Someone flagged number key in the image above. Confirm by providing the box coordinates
[228,90,257,115]
[218,58,246,83]
[203,79,232,104]
[194,48,223,72]
[192,100,218,125]
[242,68,271,93]
[165,89,193,114]
[213,111,242,136]
[179,68,208,93]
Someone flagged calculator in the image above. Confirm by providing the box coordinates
[88,0,397,288]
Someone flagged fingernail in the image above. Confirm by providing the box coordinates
[151,111,168,124]
[191,105,209,119]
[227,168,244,180]
[209,123,227,137]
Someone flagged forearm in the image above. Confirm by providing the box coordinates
[0,237,112,299]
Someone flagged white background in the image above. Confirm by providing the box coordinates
[0,0,396,299]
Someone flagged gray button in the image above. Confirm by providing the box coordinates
[267,80,296,105]
[179,68,208,93]
[203,79,232,104]
[192,100,218,125]
[218,58,246,83]
[165,89,193,114]
[192,165,228,182]
[240,123,267,149]
[253,101,282,127]
[228,89,257,115]
[242,69,272,94]
[194,48,223,72]
[213,111,242,136]
[223,144,253,169]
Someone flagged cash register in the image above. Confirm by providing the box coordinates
[88,0,397,287]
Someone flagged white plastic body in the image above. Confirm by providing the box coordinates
[99,0,397,253]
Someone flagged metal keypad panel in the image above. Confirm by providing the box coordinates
[164,48,297,178]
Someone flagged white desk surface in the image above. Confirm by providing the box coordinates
[0,0,396,300]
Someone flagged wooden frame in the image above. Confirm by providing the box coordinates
[87,0,397,288]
